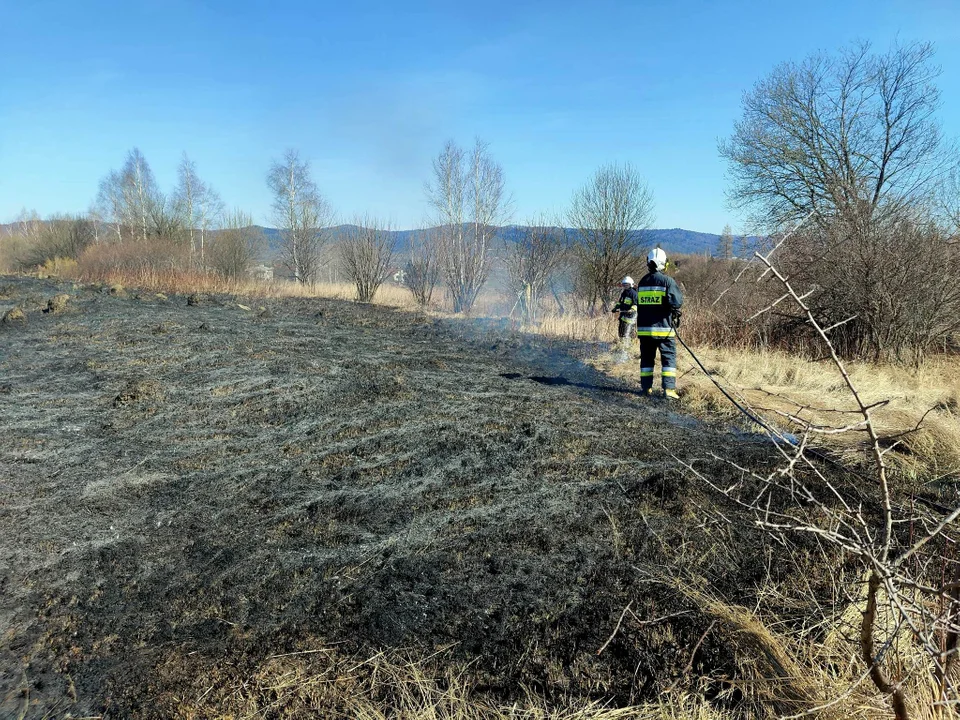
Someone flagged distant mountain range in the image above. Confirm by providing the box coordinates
[0,221,732,258]
[257,225,726,257]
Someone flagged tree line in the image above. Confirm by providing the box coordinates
[5,138,658,320]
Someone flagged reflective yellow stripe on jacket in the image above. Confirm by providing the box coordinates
[636,326,676,338]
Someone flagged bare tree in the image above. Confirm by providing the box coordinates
[267,149,332,284]
[95,171,126,243]
[174,153,224,262]
[175,153,201,256]
[94,148,164,243]
[0,210,41,272]
[15,208,43,244]
[720,42,960,362]
[208,210,264,280]
[338,217,395,302]
[56,215,95,259]
[425,139,509,313]
[504,216,569,323]
[777,214,960,362]
[720,41,953,230]
[717,224,734,260]
[120,148,161,242]
[567,162,655,312]
[149,190,189,243]
[196,185,224,262]
[940,170,960,239]
[403,228,441,306]
[85,203,104,245]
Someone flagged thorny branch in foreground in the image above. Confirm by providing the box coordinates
[677,235,960,719]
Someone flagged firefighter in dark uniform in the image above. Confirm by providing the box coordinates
[636,248,683,399]
[611,276,638,350]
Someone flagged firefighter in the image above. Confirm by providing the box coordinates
[611,276,638,350]
[636,248,683,399]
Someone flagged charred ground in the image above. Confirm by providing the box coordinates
[1,277,834,718]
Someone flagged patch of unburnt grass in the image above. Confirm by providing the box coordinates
[112,378,165,408]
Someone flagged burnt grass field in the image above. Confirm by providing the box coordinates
[1,276,839,718]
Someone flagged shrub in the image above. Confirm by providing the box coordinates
[21,215,95,268]
[76,237,193,284]
[779,215,960,363]
[0,234,33,273]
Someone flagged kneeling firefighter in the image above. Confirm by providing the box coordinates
[611,276,638,349]
[636,248,683,399]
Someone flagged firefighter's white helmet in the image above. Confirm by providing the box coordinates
[647,247,667,272]
[621,276,634,286]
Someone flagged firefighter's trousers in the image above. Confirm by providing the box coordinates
[639,336,677,390]
[617,314,637,344]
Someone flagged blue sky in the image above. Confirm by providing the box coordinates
[1,0,958,233]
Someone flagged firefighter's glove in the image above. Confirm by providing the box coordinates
[671,309,683,328]
[611,307,619,314]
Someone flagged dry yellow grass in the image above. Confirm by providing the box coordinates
[70,263,510,314]
[70,264,420,306]
[302,280,419,307]
[819,577,960,720]
[170,631,956,719]
[172,648,735,720]
[533,313,617,344]
[671,346,960,479]
[536,311,960,480]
